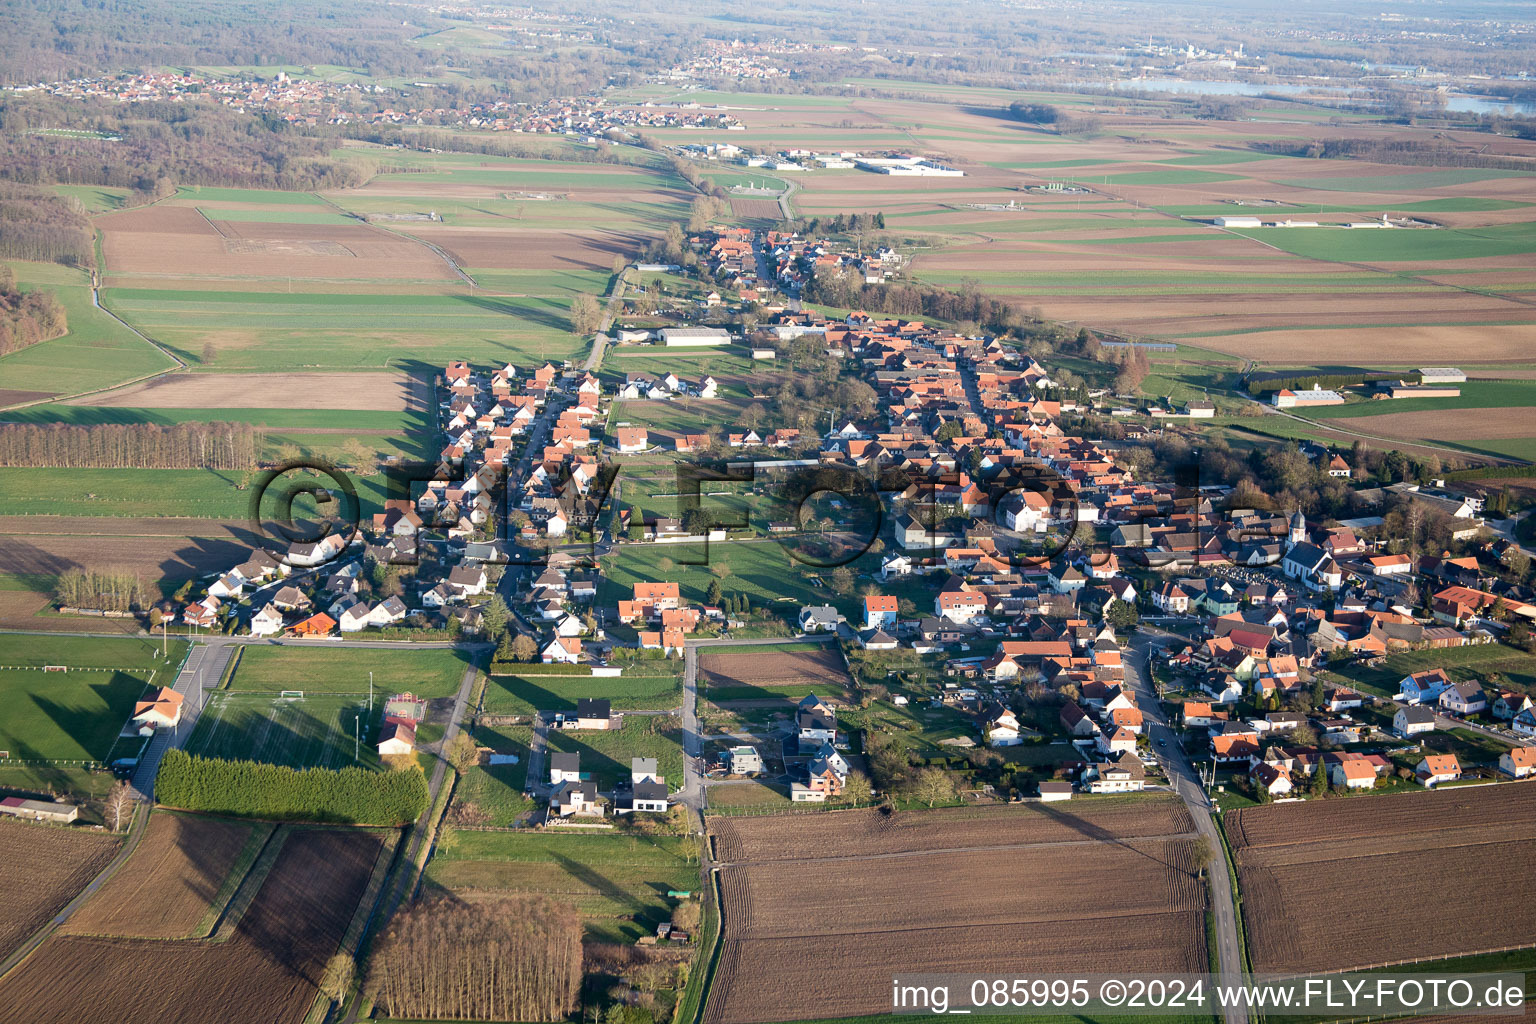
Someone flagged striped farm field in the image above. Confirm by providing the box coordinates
[99,287,583,371]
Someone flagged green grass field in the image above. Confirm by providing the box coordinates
[424,830,700,942]
[100,287,584,372]
[481,672,683,716]
[0,262,179,399]
[453,723,535,824]
[1230,224,1536,262]
[597,541,886,623]
[703,681,847,702]
[0,633,188,762]
[173,185,328,205]
[1276,169,1533,192]
[546,714,684,790]
[227,645,471,698]
[197,207,355,224]
[52,184,132,213]
[1327,641,1536,696]
[186,690,382,769]
[1307,380,1536,418]
[1097,169,1246,185]
[0,465,392,518]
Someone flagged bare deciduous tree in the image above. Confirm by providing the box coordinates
[106,780,136,833]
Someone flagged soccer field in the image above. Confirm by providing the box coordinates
[0,634,188,763]
[186,691,383,770]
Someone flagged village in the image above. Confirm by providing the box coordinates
[156,254,1536,819]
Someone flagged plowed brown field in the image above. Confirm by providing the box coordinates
[0,828,383,1024]
[1316,407,1536,442]
[727,197,782,220]
[70,372,423,411]
[60,813,259,939]
[1229,784,1536,973]
[0,820,121,960]
[399,225,646,272]
[699,648,850,690]
[702,799,1208,1024]
[98,206,453,281]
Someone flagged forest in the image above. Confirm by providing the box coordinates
[802,265,1027,334]
[0,0,428,85]
[1251,136,1536,170]
[0,96,371,193]
[0,263,68,357]
[0,421,262,470]
[367,896,583,1021]
[0,186,95,268]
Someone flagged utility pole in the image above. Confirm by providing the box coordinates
[369,671,373,711]
[355,715,360,761]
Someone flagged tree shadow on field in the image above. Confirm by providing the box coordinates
[0,537,79,577]
[1034,802,1186,870]
[161,525,267,595]
[551,851,643,912]
[458,293,571,334]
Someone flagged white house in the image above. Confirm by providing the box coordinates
[1499,746,1536,779]
[131,688,185,735]
[1438,681,1487,715]
[935,591,987,623]
[1084,753,1145,793]
[550,751,581,786]
[1393,705,1437,738]
[542,637,582,664]
[1330,758,1376,790]
[863,594,898,631]
[798,605,843,632]
[249,604,285,637]
[1398,669,1452,705]
[337,601,372,633]
[367,596,408,627]
[1416,754,1461,788]
[447,566,487,596]
[982,703,1022,747]
[724,745,763,775]
[207,573,245,600]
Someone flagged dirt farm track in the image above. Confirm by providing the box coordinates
[702,800,1208,1024]
[1229,783,1536,973]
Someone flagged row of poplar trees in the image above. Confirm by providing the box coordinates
[368,895,583,1021]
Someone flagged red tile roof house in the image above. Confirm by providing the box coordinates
[1330,756,1377,790]
[131,687,185,735]
[615,427,650,453]
[1416,754,1462,788]
[934,590,987,624]
[863,594,898,630]
[377,716,417,756]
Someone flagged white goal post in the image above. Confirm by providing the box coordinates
[279,690,305,698]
